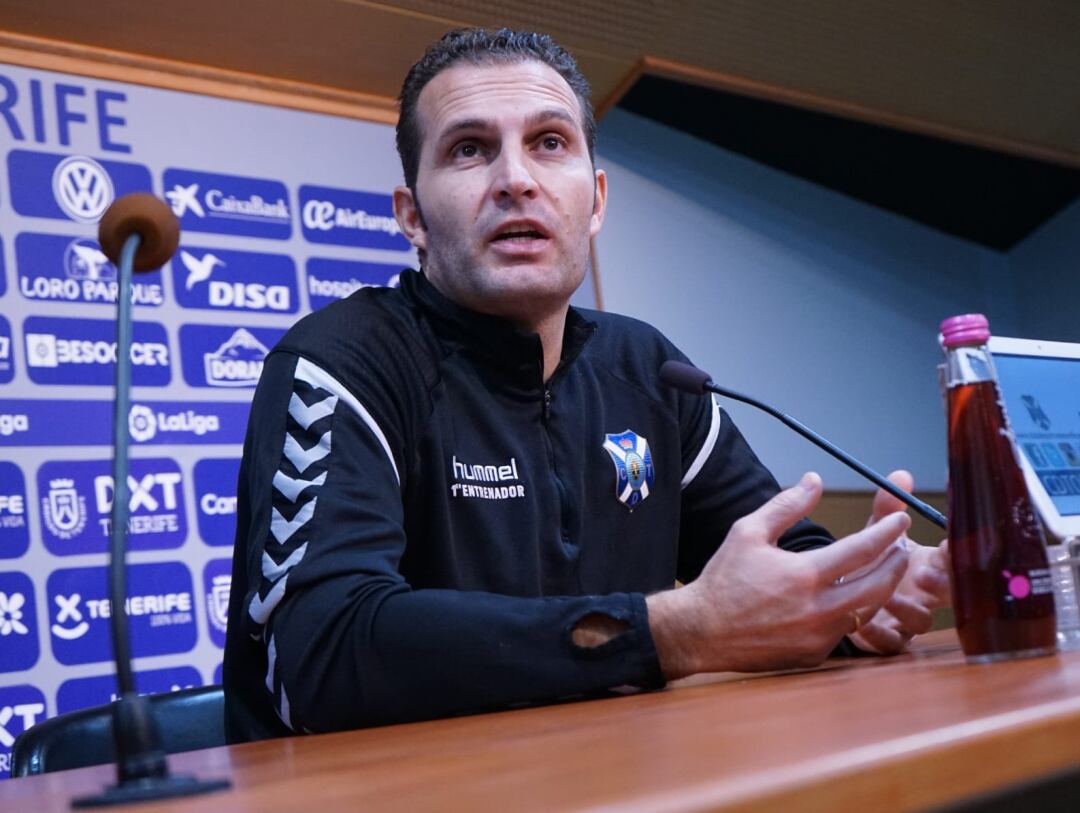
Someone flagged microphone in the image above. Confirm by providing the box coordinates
[659,360,947,529]
[73,195,229,807]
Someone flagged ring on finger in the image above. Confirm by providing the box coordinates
[849,610,863,633]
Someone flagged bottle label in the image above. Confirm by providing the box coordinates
[945,346,995,387]
[1002,568,1053,600]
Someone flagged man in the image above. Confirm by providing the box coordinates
[223,28,949,742]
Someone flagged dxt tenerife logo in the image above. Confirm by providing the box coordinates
[299,184,410,251]
[47,562,197,665]
[0,685,46,779]
[23,315,170,386]
[0,315,14,385]
[203,558,232,648]
[38,459,187,556]
[15,233,164,306]
[178,324,283,388]
[0,572,39,672]
[164,168,291,239]
[171,246,298,314]
[7,149,151,223]
[56,666,202,716]
[0,462,30,560]
[194,458,240,547]
[306,257,401,311]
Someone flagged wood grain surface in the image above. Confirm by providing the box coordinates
[5,630,1080,813]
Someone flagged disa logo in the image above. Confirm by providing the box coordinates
[172,247,297,314]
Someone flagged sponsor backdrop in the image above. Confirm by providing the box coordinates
[0,62,557,777]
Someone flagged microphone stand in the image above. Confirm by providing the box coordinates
[74,210,230,808]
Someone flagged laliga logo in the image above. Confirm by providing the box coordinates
[52,156,115,223]
[42,478,88,539]
[51,593,90,640]
[128,404,158,443]
[129,404,221,442]
[0,414,29,437]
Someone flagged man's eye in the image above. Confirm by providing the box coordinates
[540,136,565,151]
[453,142,481,159]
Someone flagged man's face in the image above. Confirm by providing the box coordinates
[394,59,607,324]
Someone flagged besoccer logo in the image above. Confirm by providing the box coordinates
[52,156,114,223]
[41,478,87,539]
[129,404,158,443]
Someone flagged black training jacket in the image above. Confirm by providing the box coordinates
[223,269,834,741]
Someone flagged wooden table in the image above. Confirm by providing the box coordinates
[5,630,1080,812]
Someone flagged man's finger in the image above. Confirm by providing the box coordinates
[851,619,907,655]
[808,511,911,585]
[868,470,915,527]
[735,472,823,546]
[882,593,934,635]
[827,544,908,616]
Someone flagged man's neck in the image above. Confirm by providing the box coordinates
[529,305,569,383]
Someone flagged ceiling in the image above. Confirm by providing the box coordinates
[0,0,1077,169]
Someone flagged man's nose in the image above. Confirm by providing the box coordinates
[492,146,538,201]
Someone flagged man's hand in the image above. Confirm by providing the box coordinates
[847,470,952,654]
[646,472,910,679]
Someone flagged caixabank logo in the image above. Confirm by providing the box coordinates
[163,168,291,240]
[47,561,197,665]
[0,463,30,560]
[178,324,284,388]
[56,665,202,715]
[299,184,410,251]
[306,257,401,311]
[23,316,171,387]
[194,458,240,547]
[7,150,151,223]
[0,571,39,672]
[0,685,46,780]
[171,246,298,314]
[203,558,232,648]
[15,232,164,307]
[37,458,187,555]
[0,316,14,385]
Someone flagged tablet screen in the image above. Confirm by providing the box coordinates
[994,353,1080,517]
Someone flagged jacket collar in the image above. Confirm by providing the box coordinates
[400,268,596,383]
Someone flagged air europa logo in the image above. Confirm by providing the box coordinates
[164,168,291,239]
[299,184,410,251]
[171,246,297,314]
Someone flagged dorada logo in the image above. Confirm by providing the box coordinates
[178,249,291,311]
[52,592,90,640]
[206,574,230,634]
[128,404,221,442]
[52,155,115,223]
[0,591,29,636]
[42,478,88,539]
[204,328,269,387]
[0,414,29,437]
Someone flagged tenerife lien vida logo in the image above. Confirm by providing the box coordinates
[52,156,114,223]
[41,478,88,539]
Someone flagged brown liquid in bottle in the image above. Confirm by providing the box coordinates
[947,380,1056,660]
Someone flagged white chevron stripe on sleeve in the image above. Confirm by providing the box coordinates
[681,395,722,490]
[261,543,308,582]
[294,357,400,485]
[288,392,338,430]
[249,576,289,625]
[265,634,278,693]
[283,430,331,473]
[273,470,327,502]
[270,500,317,545]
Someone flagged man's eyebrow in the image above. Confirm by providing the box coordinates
[436,118,490,142]
[526,108,577,129]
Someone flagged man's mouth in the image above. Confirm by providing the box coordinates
[489,221,550,243]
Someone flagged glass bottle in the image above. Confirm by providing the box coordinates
[941,313,1056,662]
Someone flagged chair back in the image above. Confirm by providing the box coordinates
[10,685,225,777]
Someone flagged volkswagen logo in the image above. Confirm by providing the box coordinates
[52,155,115,223]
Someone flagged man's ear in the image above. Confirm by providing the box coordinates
[393,185,427,252]
[589,169,607,238]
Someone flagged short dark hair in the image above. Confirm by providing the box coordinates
[396,28,596,192]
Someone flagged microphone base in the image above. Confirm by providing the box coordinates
[72,775,231,808]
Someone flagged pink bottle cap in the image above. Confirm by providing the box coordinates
[940,313,990,348]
